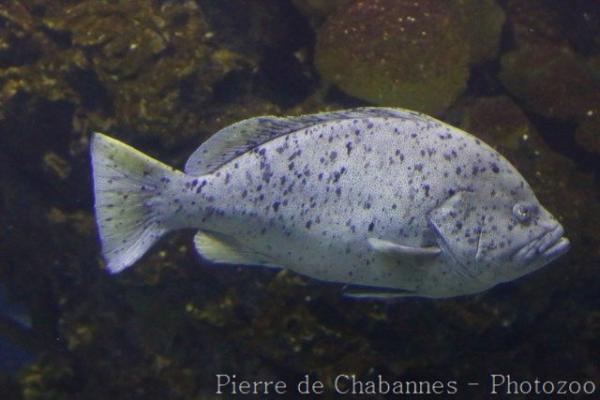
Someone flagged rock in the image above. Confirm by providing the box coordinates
[315,0,470,114]
[314,0,505,115]
[455,0,506,63]
[291,0,353,23]
[500,43,600,121]
[460,95,533,151]
[42,0,226,145]
[575,112,600,155]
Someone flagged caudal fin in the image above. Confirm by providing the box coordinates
[91,133,182,273]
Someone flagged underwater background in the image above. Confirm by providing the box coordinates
[0,0,598,398]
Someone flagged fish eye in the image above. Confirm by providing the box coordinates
[512,202,536,223]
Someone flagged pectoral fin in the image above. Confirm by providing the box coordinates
[367,238,441,258]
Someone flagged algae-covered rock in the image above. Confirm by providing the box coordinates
[455,0,505,63]
[41,0,234,145]
[314,0,505,115]
[575,113,600,155]
[500,44,600,121]
[460,96,533,151]
[292,0,353,23]
[315,0,469,114]
[0,1,259,148]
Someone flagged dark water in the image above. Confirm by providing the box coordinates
[0,1,598,399]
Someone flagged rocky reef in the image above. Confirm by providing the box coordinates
[314,0,505,115]
[0,1,598,399]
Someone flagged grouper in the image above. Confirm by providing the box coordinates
[91,107,570,298]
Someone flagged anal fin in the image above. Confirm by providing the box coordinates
[194,231,279,268]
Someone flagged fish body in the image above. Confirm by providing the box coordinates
[91,108,569,298]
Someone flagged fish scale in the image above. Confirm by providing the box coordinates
[91,107,570,298]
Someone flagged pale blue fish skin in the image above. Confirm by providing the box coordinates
[91,107,570,298]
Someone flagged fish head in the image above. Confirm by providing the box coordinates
[429,182,570,289]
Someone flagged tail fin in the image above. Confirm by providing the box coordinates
[91,133,182,273]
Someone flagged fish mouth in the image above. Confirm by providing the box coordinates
[514,224,570,266]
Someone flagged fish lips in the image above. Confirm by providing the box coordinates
[514,224,570,267]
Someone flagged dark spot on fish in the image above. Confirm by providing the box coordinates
[330,151,337,161]
[288,149,301,161]
[414,163,424,172]
[241,189,247,198]
[306,220,312,229]
[272,202,280,212]
[456,167,462,175]
[195,180,207,193]
[423,184,430,197]
[331,171,341,183]
[368,222,375,232]
[335,187,342,196]
[346,142,353,155]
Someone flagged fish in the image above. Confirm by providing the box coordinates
[91,107,570,298]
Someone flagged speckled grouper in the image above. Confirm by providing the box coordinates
[91,107,570,298]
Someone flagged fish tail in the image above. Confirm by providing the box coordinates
[91,133,183,273]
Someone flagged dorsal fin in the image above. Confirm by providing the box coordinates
[184,107,428,175]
